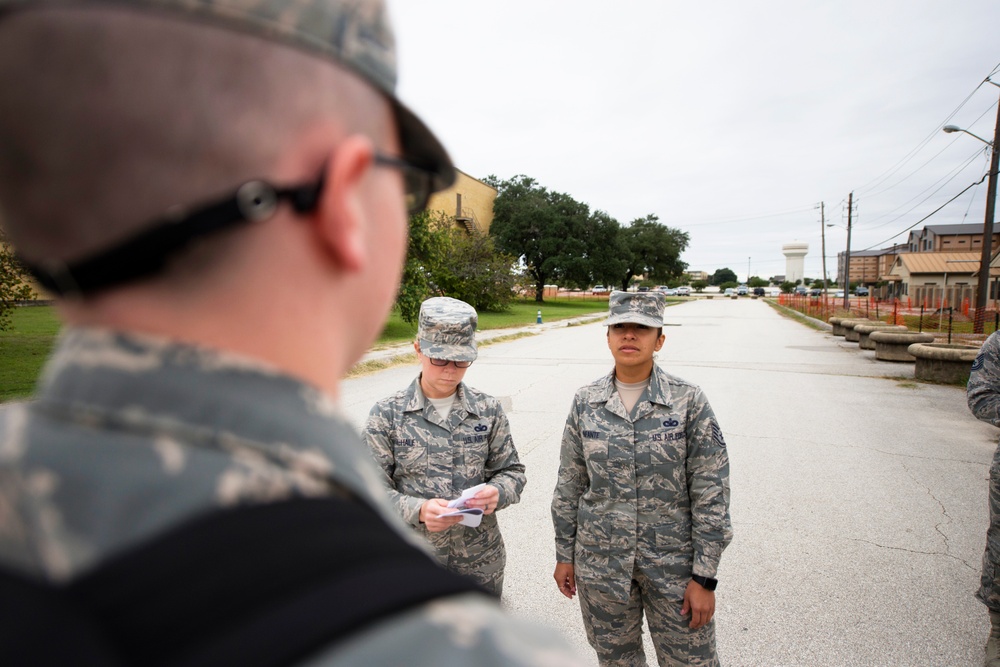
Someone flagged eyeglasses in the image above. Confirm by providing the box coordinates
[374,153,436,216]
[23,152,437,297]
[427,358,473,368]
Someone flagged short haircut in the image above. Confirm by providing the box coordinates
[0,8,392,271]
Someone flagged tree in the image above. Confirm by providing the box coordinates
[780,281,796,294]
[488,175,591,302]
[0,229,34,331]
[432,229,517,313]
[710,268,737,286]
[396,211,449,324]
[618,215,689,291]
[748,276,768,288]
[691,280,709,293]
[584,210,626,290]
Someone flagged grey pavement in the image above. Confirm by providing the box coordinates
[340,297,996,666]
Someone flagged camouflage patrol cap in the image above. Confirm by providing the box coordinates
[0,0,455,191]
[606,290,665,328]
[418,297,478,362]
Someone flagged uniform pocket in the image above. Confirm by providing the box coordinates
[582,434,608,461]
[393,440,428,476]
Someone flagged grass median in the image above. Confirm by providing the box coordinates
[1,298,608,402]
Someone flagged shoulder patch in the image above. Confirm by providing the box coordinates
[973,353,986,373]
[712,423,726,449]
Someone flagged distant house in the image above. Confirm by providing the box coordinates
[907,223,1000,254]
[883,251,986,308]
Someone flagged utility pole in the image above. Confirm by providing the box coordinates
[974,93,1000,333]
[843,192,853,310]
[747,256,751,284]
[819,201,828,296]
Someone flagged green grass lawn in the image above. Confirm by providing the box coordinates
[1,305,61,402]
[0,297,608,402]
[374,297,608,347]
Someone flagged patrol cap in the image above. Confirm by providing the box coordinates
[0,0,455,192]
[605,290,665,328]
[417,297,478,362]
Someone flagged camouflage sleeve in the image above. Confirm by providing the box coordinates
[550,394,587,564]
[969,332,1000,427]
[482,404,526,510]
[362,403,426,527]
[684,387,732,578]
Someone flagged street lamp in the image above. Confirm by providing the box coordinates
[941,84,1000,333]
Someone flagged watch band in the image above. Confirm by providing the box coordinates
[691,574,718,591]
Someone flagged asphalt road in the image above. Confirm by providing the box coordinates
[340,297,996,666]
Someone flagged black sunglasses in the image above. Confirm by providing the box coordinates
[23,153,437,297]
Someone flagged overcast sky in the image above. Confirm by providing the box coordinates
[387,1,1000,284]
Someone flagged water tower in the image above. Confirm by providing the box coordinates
[782,243,808,284]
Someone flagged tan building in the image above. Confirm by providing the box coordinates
[425,169,497,235]
[907,223,1000,254]
[883,251,988,307]
[836,244,907,290]
[686,271,709,283]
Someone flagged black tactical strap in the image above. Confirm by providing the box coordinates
[0,497,485,666]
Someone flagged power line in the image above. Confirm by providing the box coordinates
[859,148,986,230]
[855,61,1000,196]
[857,171,990,251]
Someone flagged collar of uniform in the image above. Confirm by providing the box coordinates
[403,376,479,417]
[589,364,673,408]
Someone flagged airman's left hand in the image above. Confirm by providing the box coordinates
[467,484,499,514]
[681,580,716,629]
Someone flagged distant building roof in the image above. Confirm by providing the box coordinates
[892,251,981,274]
[922,223,989,235]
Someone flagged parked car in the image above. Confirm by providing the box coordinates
[835,290,845,298]
[724,287,737,297]
[662,287,678,296]
[855,286,870,297]
[592,285,609,294]
[752,287,766,296]
[736,284,748,296]
[794,285,808,296]
[808,288,822,297]
[676,286,692,296]
[638,286,650,292]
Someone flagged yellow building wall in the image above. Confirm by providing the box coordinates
[425,169,497,235]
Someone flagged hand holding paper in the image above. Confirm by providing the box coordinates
[444,483,490,527]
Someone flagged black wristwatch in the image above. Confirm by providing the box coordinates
[691,574,718,591]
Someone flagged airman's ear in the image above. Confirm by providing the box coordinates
[313,134,374,272]
[654,334,665,351]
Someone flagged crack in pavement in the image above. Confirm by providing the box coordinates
[847,537,977,572]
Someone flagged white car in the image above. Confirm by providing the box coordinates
[676,286,692,296]
[592,285,609,294]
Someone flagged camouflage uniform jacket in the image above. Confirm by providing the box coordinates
[0,327,580,667]
[551,364,732,603]
[969,332,1000,610]
[363,377,526,570]
[970,332,1000,430]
